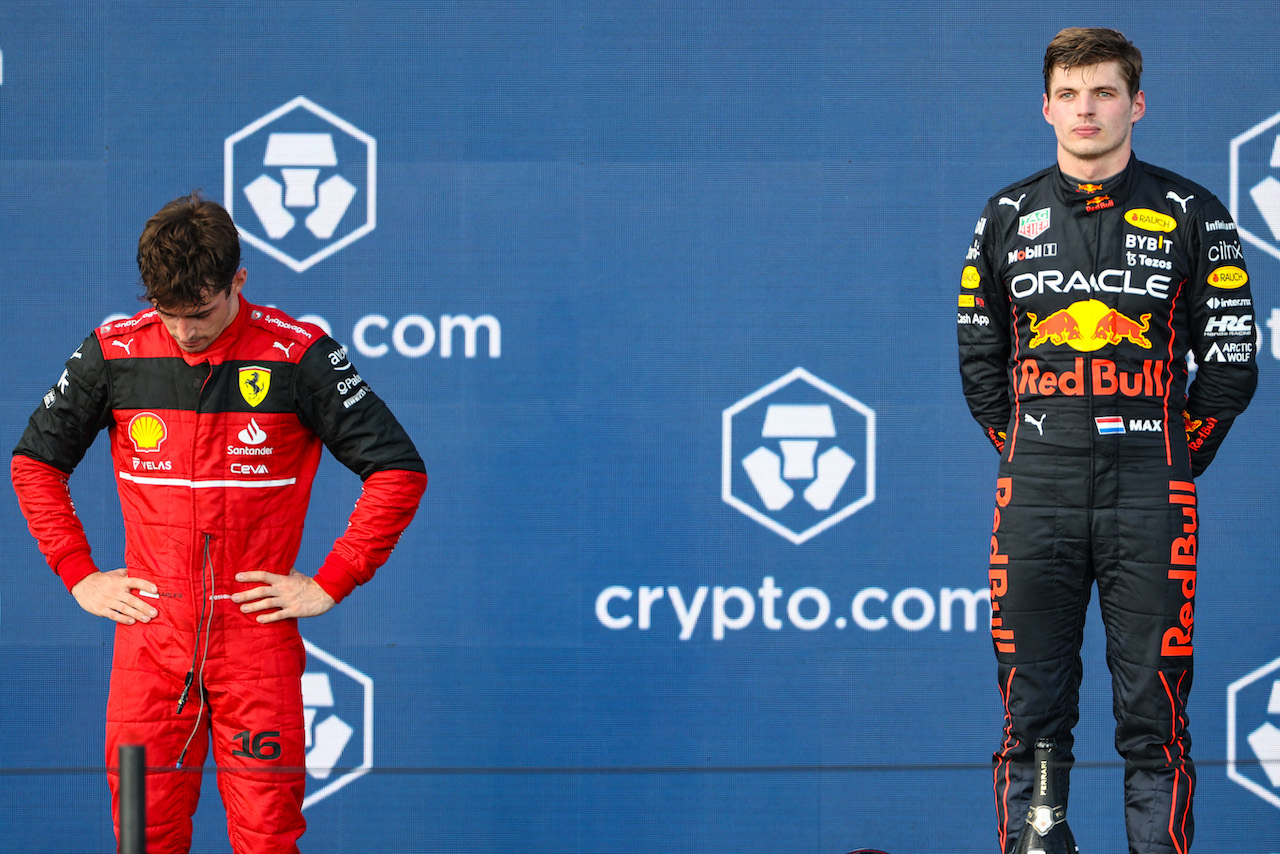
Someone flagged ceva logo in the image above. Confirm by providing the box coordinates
[301,639,373,810]
[1230,109,1280,262]
[225,97,376,272]
[722,368,875,544]
[1227,654,1280,810]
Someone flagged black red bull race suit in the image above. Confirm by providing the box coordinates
[957,157,1257,854]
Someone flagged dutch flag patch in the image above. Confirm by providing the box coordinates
[1095,416,1126,435]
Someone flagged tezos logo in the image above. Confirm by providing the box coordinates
[1230,109,1280,262]
[301,639,373,810]
[225,97,376,272]
[722,368,875,544]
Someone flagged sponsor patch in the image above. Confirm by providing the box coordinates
[128,412,168,452]
[1018,208,1051,239]
[1095,416,1126,435]
[1208,265,1248,289]
[239,366,272,408]
[1125,208,1177,232]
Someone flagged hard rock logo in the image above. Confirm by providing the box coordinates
[128,412,168,452]
[1027,299,1152,351]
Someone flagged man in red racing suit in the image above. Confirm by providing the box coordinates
[957,29,1256,854]
[11,193,426,853]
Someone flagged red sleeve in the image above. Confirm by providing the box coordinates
[11,454,100,592]
[312,469,427,603]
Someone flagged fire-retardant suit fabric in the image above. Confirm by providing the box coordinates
[957,158,1257,854]
[12,296,426,853]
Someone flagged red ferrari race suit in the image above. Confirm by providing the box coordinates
[957,158,1257,854]
[12,296,426,853]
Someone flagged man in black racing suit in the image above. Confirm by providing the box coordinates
[957,28,1257,854]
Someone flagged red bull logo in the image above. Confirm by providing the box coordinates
[1086,195,1114,212]
[1027,299,1152,351]
[1016,357,1166,398]
[1077,182,1103,193]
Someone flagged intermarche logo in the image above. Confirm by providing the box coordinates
[1227,654,1280,810]
[301,639,373,810]
[225,97,376,272]
[722,368,875,544]
[1230,109,1280,262]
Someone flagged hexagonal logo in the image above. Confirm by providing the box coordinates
[1230,109,1280,262]
[722,368,875,544]
[1227,654,1280,810]
[300,638,374,810]
[225,97,376,272]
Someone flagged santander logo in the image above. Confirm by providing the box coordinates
[238,419,268,445]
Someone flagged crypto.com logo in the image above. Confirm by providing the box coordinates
[1230,109,1280,262]
[722,368,875,544]
[301,639,373,810]
[1228,655,1280,810]
[225,97,376,272]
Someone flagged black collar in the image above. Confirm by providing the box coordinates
[1055,156,1139,217]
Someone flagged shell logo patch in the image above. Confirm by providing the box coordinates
[239,366,272,408]
[128,412,168,452]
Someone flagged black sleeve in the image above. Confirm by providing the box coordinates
[1183,197,1258,476]
[957,200,1013,453]
[13,334,112,472]
[291,336,425,479]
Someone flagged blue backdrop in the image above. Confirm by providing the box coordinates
[2,2,1279,852]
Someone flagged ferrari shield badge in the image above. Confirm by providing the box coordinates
[239,365,271,408]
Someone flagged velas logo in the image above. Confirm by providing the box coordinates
[723,368,875,544]
[239,366,271,408]
[127,412,168,452]
[1027,299,1151,351]
[1124,208,1177,232]
[225,97,376,273]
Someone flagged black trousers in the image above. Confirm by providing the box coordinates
[987,452,1196,854]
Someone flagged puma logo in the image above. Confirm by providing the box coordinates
[1165,191,1194,213]
[999,194,1027,212]
[111,339,134,356]
[1024,413,1046,436]
[272,341,295,357]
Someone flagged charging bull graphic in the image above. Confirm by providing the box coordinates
[1028,299,1151,351]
